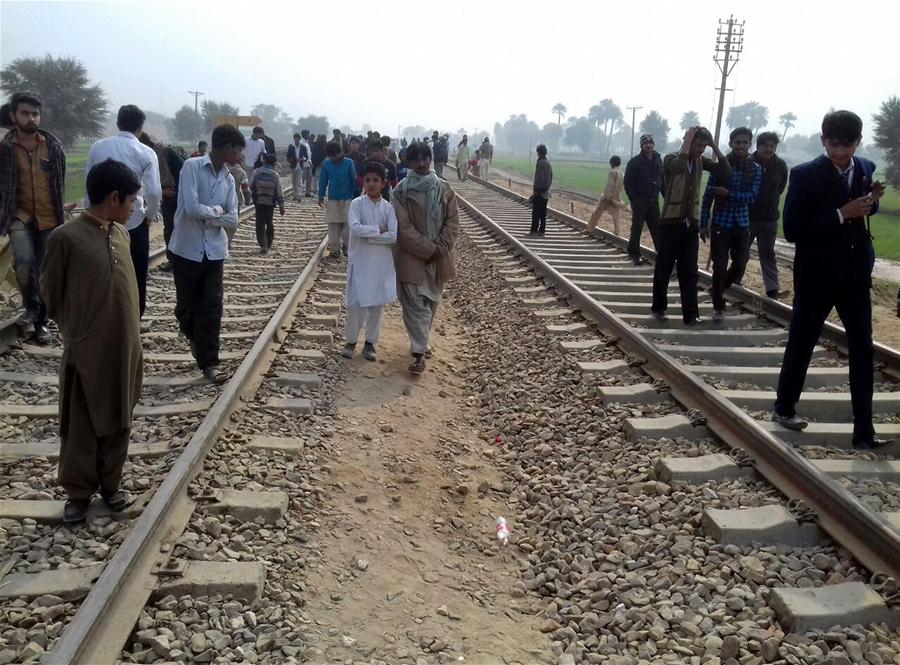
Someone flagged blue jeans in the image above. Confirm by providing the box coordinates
[9,218,52,326]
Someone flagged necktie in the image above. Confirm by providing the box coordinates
[840,167,851,194]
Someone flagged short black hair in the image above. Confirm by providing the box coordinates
[694,127,713,143]
[756,131,780,147]
[382,135,391,143]
[822,110,862,143]
[609,155,621,167]
[10,91,42,113]
[368,140,384,153]
[729,126,753,142]
[263,153,277,166]
[86,158,141,206]
[536,144,547,156]
[0,103,14,130]
[116,104,146,133]
[197,140,208,148]
[350,137,361,145]
[293,132,301,140]
[361,161,387,180]
[252,126,265,135]
[301,129,309,139]
[211,123,246,150]
[325,141,343,157]
[406,141,432,162]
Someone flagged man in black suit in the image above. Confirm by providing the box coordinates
[773,110,888,450]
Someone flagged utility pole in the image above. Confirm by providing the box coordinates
[712,16,744,144]
[188,90,205,114]
[626,105,642,157]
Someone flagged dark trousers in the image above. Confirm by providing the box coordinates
[128,219,150,317]
[255,205,275,250]
[652,223,700,322]
[161,197,177,248]
[749,218,780,294]
[171,253,224,370]
[59,366,130,500]
[530,196,549,234]
[710,224,751,310]
[8,218,52,326]
[775,285,874,437]
[627,197,660,258]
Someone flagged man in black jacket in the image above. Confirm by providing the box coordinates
[748,131,789,298]
[623,134,664,265]
[287,133,309,202]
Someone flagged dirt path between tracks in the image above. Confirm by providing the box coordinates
[299,302,550,664]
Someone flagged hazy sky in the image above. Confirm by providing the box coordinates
[2,0,899,140]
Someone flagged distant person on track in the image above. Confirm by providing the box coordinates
[341,161,398,362]
[250,153,284,254]
[191,141,208,158]
[224,161,250,250]
[245,127,267,172]
[623,134,664,265]
[700,126,762,323]
[529,144,553,236]
[299,130,314,197]
[312,134,328,175]
[259,126,276,158]
[651,126,729,325]
[432,131,448,177]
[40,159,144,524]
[587,155,627,236]
[85,104,162,332]
[479,136,494,179]
[287,132,308,202]
[169,123,244,384]
[318,141,357,258]
[455,135,469,181]
[749,131,789,299]
[0,91,67,345]
[346,137,367,194]
[393,141,459,375]
[773,110,888,450]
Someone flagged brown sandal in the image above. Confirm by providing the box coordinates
[408,356,426,375]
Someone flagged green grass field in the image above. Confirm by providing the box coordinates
[491,155,900,261]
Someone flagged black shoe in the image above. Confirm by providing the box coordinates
[63,499,90,524]
[773,411,808,431]
[305,193,313,198]
[159,261,173,272]
[683,317,703,326]
[32,325,51,345]
[101,490,130,512]
[852,436,892,451]
[341,245,348,257]
[362,342,376,361]
[202,365,229,384]
[341,343,355,359]
[632,256,645,266]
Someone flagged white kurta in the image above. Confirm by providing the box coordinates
[346,195,398,308]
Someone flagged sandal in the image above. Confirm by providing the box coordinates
[423,347,433,359]
[408,356,426,375]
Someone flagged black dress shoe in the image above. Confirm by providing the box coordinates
[101,490,130,512]
[683,317,703,326]
[63,499,90,524]
[852,436,892,451]
[33,325,51,345]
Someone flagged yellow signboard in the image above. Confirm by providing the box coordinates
[214,115,263,128]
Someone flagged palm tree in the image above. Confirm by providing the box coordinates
[588,104,605,130]
[604,102,623,153]
[552,103,567,128]
[680,111,701,130]
[779,111,797,142]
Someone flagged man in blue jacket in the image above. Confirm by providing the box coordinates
[773,110,888,450]
[318,141,357,258]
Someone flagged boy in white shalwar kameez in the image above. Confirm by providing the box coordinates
[341,162,398,361]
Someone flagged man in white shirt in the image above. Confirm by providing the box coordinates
[299,130,314,197]
[168,123,243,384]
[244,127,267,171]
[84,104,161,329]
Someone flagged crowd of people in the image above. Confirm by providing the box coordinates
[0,91,889,523]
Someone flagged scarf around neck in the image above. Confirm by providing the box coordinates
[396,170,443,240]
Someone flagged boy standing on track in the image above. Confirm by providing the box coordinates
[250,153,285,254]
[169,123,244,384]
[318,141,357,258]
[651,126,729,325]
[587,155,626,236]
[700,127,762,323]
[529,144,553,235]
[773,110,888,450]
[341,162,398,362]
[623,135,665,265]
[393,141,459,375]
[300,130,314,197]
[749,131,789,299]
[40,159,143,524]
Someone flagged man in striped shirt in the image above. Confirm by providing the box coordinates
[700,127,762,322]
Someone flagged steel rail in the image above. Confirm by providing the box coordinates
[467,173,900,379]
[47,205,328,664]
[455,184,900,580]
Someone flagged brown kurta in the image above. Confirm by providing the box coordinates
[40,212,143,437]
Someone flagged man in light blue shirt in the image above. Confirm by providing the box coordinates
[168,123,244,384]
[84,105,161,324]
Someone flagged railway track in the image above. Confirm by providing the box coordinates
[0,189,343,662]
[451,175,900,629]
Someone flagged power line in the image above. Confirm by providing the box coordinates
[626,105,643,157]
[712,16,744,144]
[187,90,205,115]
